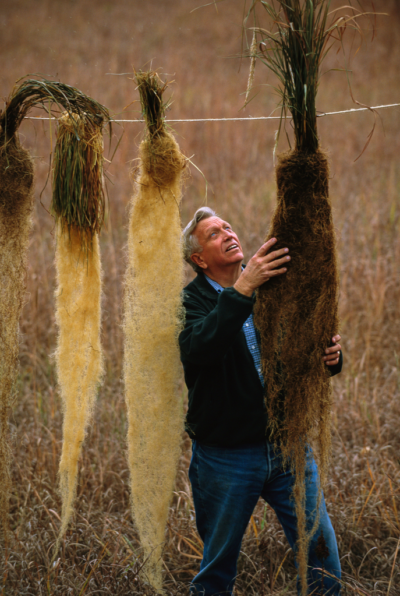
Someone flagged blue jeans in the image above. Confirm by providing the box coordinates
[188,440,341,596]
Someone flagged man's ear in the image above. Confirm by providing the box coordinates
[191,253,208,270]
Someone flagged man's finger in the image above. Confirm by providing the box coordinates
[264,248,290,263]
[256,238,277,256]
[266,255,291,270]
[325,344,341,355]
[323,351,340,361]
[324,352,340,359]
[267,267,288,277]
[332,335,341,343]
[325,357,339,366]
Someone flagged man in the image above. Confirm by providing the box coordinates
[179,207,343,596]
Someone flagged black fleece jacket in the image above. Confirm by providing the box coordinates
[179,272,343,447]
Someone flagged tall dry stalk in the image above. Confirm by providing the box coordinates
[124,71,186,590]
[51,109,109,552]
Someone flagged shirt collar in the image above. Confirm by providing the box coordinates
[204,265,245,294]
[204,274,223,294]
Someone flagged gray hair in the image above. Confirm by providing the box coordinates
[182,206,216,273]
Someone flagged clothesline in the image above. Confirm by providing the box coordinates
[23,102,400,123]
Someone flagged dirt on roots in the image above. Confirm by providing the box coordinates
[254,149,340,592]
[0,136,34,541]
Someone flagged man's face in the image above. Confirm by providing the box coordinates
[191,216,244,272]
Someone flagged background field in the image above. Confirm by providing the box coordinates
[1,0,400,594]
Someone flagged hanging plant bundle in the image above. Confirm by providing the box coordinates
[51,108,109,551]
[247,2,366,593]
[257,148,338,592]
[123,71,186,591]
[0,106,34,541]
[0,77,108,541]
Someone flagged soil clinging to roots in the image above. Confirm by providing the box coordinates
[254,148,339,592]
[0,136,34,541]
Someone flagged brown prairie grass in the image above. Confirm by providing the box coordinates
[0,0,399,594]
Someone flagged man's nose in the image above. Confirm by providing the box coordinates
[223,229,234,239]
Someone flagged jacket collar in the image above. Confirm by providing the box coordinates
[190,264,248,300]
[192,271,219,300]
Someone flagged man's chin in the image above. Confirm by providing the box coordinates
[226,252,244,265]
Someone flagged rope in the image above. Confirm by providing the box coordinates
[23,102,400,123]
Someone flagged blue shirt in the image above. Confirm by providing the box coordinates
[204,274,264,387]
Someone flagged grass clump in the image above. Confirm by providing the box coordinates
[246,0,366,152]
[0,77,109,141]
[51,111,106,249]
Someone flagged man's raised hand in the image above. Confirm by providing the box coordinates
[234,238,290,297]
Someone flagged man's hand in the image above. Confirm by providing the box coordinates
[234,238,290,297]
[323,335,342,366]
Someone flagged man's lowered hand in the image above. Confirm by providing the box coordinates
[323,335,342,366]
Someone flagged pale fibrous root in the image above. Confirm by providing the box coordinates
[54,224,103,553]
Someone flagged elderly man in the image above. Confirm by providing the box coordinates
[179,207,343,596]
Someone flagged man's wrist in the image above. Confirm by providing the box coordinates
[233,279,254,297]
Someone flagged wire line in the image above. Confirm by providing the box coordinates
[23,102,400,123]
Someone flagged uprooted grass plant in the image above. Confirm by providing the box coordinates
[246,1,371,592]
[52,108,109,555]
[123,70,186,591]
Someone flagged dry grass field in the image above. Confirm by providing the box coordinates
[1,0,400,594]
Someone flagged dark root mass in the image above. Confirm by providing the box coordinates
[0,136,34,541]
[0,138,34,215]
[254,149,339,592]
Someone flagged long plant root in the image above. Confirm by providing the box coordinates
[54,225,103,549]
[124,129,185,590]
[0,137,34,541]
[254,149,339,594]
